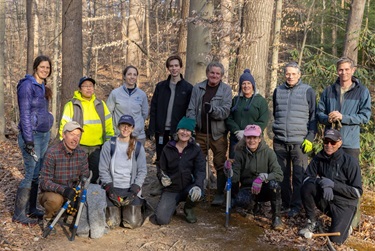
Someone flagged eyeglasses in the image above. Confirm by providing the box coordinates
[323,139,338,145]
[81,85,94,89]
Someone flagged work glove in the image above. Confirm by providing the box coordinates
[130,184,140,195]
[258,173,268,183]
[322,187,334,201]
[251,177,263,195]
[63,187,77,202]
[301,139,313,154]
[223,159,233,178]
[103,183,122,207]
[160,171,172,187]
[189,186,202,202]
[318,177,334,188]
[235,130,244,141]
[204,102,212,114]
[24,142,38,161]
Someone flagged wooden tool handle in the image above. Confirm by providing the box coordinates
[313,232,341,237]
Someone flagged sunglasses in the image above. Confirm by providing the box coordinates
[323,139,338,145]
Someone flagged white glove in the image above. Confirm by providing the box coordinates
[160,171,172,187]
[189,186,202,202]
[258,173,269,182]
[235,130,244,141]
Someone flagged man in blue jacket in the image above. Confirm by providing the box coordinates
[317,57,371,228]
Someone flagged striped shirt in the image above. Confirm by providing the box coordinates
[40,141,89,194]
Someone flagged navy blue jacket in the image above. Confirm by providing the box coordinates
[158,140,206,192]
[17,74,54,143]
[149,74,192,136]
[304,148,362,207]
[317,77,371,149]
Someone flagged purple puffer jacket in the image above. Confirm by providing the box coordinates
[17,74,54,143]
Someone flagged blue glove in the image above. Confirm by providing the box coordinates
[318,177,334,188]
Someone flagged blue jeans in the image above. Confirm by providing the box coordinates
[273,140,307,210]
[18,131,50,188]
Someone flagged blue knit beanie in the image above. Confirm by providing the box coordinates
[176,117,196,133]
[239,69,256,94]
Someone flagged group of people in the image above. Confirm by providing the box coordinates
[12,54,371,245]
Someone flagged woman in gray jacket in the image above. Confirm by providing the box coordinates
[99,114,147,229]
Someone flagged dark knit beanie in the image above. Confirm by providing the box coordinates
[176,117,196,133]
[239,69,256,94]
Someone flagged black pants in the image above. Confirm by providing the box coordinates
[301,180,356,244]
[155,131,171,162]
[81,145,101,184]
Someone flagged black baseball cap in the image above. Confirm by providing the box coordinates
[78,76,96,87]
[324,129,342,142]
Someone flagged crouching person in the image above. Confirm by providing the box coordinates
[39,121,89,225]
[232,125,284,230]
[99,115,147,229]
[155,117,205,225]
[299,129,362,244]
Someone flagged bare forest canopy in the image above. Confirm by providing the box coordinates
[1,0,374,187]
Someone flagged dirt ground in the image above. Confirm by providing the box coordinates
[1,137,375,251]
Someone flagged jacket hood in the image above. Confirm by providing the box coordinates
[17,74,39,90]
[315,147,344,162]
[73,90,96,102]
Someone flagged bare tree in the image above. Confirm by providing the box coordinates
[126,0,143,66]
[61,0,83,113]
[0,0,5,140]
[270,0,282,97]
[185,0,214,84]
[26,0,34,74]
[219,0,233,83]
[343,0,366,63]
[234,0,274,96]
[177,0,189,68]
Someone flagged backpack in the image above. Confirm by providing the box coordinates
[110,137,141,160]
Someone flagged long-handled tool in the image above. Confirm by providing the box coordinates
[69,171,92,241]
[304,231,340,239]
[224,160,233,228]
[205,107,211,203]
[43,182,83,238]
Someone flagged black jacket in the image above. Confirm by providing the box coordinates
[304,148,362,207]
[158,140,206,193]
[149,75,193,136]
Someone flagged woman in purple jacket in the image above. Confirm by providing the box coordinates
[13,55,54,225]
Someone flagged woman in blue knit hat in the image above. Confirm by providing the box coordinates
[154,117,206,225]
[226,69,269,158]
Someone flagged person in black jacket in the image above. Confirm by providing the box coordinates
[148,55,193,164]
[299,129,362,244]
[155,117,206,225]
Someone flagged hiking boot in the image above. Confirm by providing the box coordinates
[287,207,300,218]
[211,194,225,206]
[272,216,284,231]
[299,219,317,236]
[184,198,197,223]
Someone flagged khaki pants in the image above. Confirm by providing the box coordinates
[39,192,64,219]
[195,133,227,171]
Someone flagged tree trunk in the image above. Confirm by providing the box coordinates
[234,0,274,96]
[219,0,233,84]
[85,0,97,76]
[126,0,142,66]
[177,0,189,69]
[0,0,5,140]
[185,0,214,85]
[298,0,315,66]
[51,0,60,139]
[343,0,366,64]
[270,0,282,98]
[145,0,150,80]
[331,0,338,56]
[26,0,34,74]
[61,0,83,114]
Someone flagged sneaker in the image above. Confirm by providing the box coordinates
[287,208,300,218]
[299,219,317,236]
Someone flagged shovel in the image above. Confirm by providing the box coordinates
[304,231,341,239]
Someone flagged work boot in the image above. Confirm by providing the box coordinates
[351,201,361,229]
[211,194,225,206]
[12,188,38,225]
[211,170,226,206]
[122,205,143,229]
[106,206,121,229]
[28,182,44,218]
[299,219,317,236]
[271,198,284,230]
[184,198,197,223]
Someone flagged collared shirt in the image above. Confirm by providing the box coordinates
[40,141,89,194]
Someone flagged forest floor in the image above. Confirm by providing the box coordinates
[1,136,375,251]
